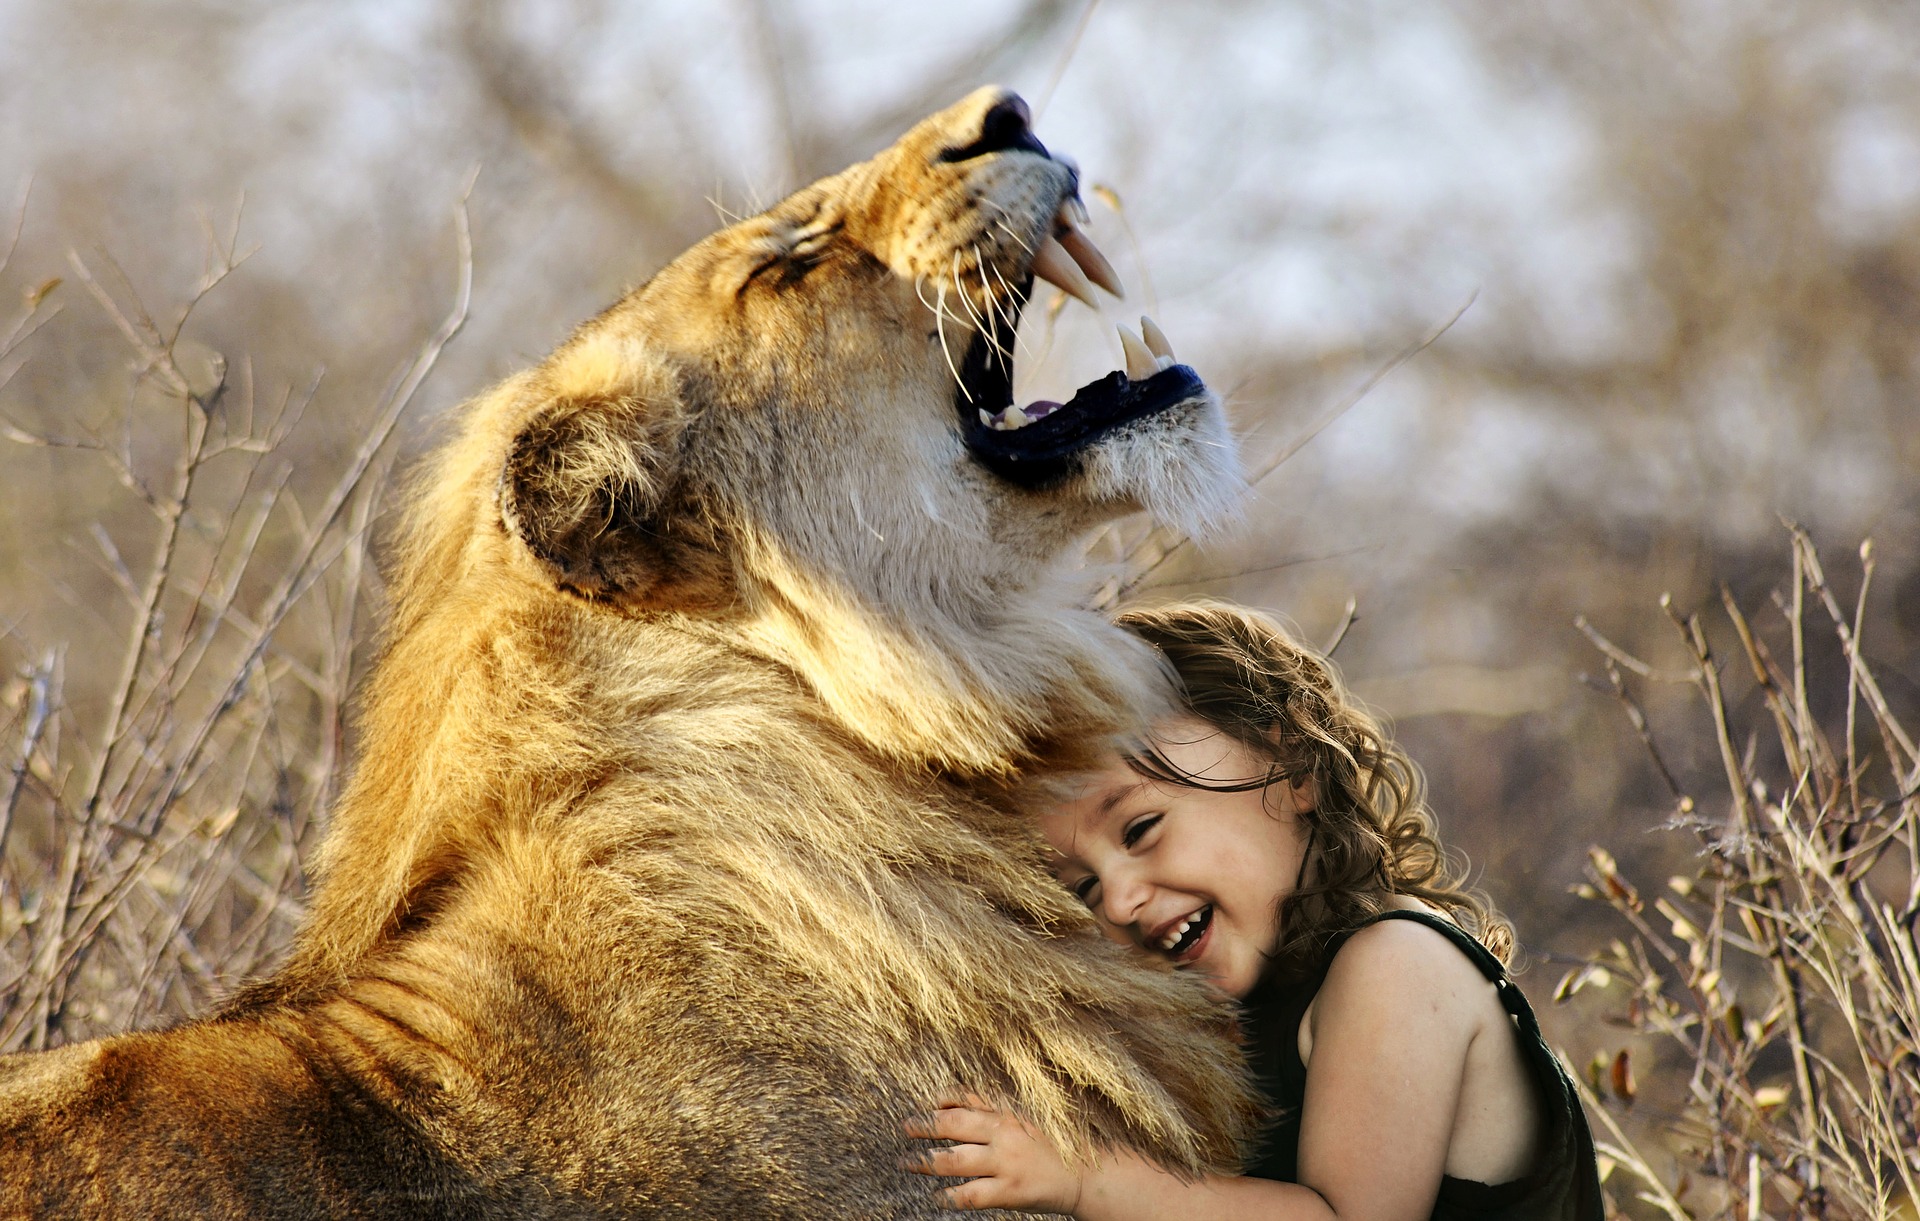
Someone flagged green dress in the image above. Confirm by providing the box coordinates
[1239,909,1604,1220]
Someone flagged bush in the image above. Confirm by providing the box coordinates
[1570,530,1920,1220]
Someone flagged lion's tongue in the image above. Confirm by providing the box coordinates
[976,400,1058,431]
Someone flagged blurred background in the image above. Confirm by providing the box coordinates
[1,0,1916,1207]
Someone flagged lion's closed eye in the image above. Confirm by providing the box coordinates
[739,220,844,293]
[740,253,790,291]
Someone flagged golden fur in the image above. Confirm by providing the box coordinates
[0,89,1252,1218]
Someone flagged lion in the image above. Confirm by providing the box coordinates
[0,88,1253,1218]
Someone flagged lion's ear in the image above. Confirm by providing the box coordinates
[500,393,730,611]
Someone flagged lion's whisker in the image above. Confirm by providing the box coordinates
[969,247,1017,372]
[914,274,958,341]
[949,251,987,335]
[977,196,1031,233]
[991,217,1035,255]
[982,252,1025,362]
[931,280,969,401]
[915,272,968,348]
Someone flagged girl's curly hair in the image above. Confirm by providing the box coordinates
[1114,600,1513,984]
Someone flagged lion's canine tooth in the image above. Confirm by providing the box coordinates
[1140,315,1174,362]
[1001,406,1032,429]
[1118,325,1158,381]
[1055,225,1124,300]
[1031,234,1100,310]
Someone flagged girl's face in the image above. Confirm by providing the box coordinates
[1043,717,1312,999]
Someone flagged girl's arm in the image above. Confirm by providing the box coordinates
[905,919,1492,1220]
[1292,917,1486,1218]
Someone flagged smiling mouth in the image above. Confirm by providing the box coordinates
[956,200,1205,489]
[1155,905,1213,959]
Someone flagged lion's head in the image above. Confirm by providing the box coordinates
[387,87,1240,777]
[498,88,1236,600]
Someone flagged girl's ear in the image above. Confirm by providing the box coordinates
[1274,774,1317,817]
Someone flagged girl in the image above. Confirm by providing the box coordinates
[906,602,1601,1220]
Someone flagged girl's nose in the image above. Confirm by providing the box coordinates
[1098,871,1151,929]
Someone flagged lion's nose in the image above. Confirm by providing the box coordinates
[941,93,1050,163]
[979,95,1045,155]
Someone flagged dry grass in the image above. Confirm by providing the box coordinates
[0,199,471,1053]
[1567,529,1920,1219]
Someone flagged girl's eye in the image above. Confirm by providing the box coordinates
[1070,876,1100,906]
[1121,813,1162,849]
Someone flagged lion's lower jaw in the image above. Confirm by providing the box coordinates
[1077,395,1245,542]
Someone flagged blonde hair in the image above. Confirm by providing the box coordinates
[1114,601,1514,983]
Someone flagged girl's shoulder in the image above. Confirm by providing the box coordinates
[1299,901,1506,1064]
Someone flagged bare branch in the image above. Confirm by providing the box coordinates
[1321,596,1359,658]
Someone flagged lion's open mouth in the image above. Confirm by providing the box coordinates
[956,206,1204,489]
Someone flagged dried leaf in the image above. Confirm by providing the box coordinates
[1586,1053,1610,1094]
[1554,964,1614,1001]
[1657,898,1701,943]
[1610,1049,1637,1103]
[1603,873,1641,909]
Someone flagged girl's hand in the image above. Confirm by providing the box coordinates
[903,1094,1087,1214]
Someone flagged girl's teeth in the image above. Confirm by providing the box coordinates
[1160,914,1195,951]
